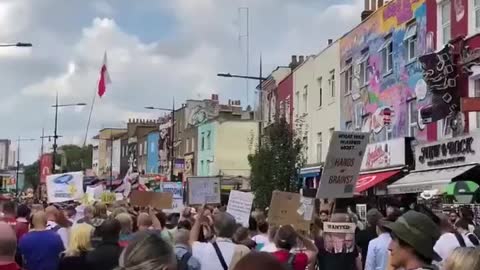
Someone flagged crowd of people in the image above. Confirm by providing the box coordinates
[0,199,480,270]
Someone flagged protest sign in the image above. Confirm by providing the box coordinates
[268,191,311,231]
[86,185,104,202]
[317,131,369,198]
[226,190,254,227]
[356,204,367,221]
[160,182,184,213]
[187,176,221,205]
[323,221,357,254]
[46,172,84,203]
[130,190,173,209]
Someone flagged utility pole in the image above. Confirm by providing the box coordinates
[52,92,59,174]
[170,100,175,182]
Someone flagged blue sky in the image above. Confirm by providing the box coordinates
[0,0,363,164]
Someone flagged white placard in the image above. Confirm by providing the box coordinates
[226,190,254,227]
[356,204,367,221]
[317,131,369,198]
[86,185,104,202]
[46,172,84,203]
[187,177,221,205]
[160,182,185,213]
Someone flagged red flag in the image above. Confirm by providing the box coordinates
[97,52,111,97]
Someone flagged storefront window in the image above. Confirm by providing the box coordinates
[408,98,418,137]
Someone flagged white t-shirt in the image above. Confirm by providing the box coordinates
[252,234,269,250]
[260,242,278,253]
[192,239,236,270]
[434,233,461,262]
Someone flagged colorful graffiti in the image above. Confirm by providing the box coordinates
[340,0,429,142]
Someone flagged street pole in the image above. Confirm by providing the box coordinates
[258,54,263,147]
[110,130,113,190]
[170,100,175,182]
[15,137,20,196]
[52,92,58,174]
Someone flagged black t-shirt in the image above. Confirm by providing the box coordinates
[355,226,376,268]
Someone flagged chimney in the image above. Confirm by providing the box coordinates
[328,39,333,45]
[211,94,219,102]
[299,55,305,64]
[361,0,374,21]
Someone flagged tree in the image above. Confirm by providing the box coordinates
[57,144,93,172]
[248,117,305,209]
[24,161,40,190]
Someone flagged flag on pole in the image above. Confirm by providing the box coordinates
[97,52,111,97]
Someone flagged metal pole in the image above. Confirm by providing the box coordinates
[15,137,20,196]
[258,54,263,147]
[52,91,58,174]
[110,131,113,190]
[170,100,175,181]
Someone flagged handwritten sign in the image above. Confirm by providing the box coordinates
[268,191,310,231]
[160,182,184,213]
[226,190,254,227]
[317,131,368,199]
[46,172,84,203]
[187,177,221,205]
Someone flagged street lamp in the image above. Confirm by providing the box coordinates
[145,102,175,182]
[51,92,87,174]
[15,137,35,196]
[0,42,33,47]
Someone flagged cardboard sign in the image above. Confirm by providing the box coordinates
[160,182,184,213]
[187,177,221,205]
[130,190,173,209]
[46,172,84,203]
[268,191,311,231]
[227,190,254,227]
[317,131,369,198]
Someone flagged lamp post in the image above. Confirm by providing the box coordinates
[51,92,86,173]
[0,42,32,47]
[15,137,35,196]
[145,101,175,182]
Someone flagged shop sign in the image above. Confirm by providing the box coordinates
[416,132,480,170]
[361,138,406,171]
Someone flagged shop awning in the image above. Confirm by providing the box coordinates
[387,165,478,195]
[355,170,401,193]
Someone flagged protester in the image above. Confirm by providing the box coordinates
[175,229,201,270]
[455,218,479,246]
[384,210,441,270]
[115,213,133,247]
[91,202,108,227]
[64,206,77,223]
[365,218,391,270]
[271,224,318,270]
[45,206,59,229]
[233,225,257,250]
[458,207,475,232]
[117,231,176,270]
[319,210,330,222]
[444,246,480,270]
[233,252,288,270]
[434,214,464,266]
[0,222,19,270]
[251,221,269,250]
[58,223,95,270]
[14,204,30,241]
[190,210,250,270]
[86,219,122,270]
[178,219,192,230]
[356,208,383,269]
[0,202,16,226]
[76,206,94,225]
[260,225,279,252]
[18,211,64,270]
[448,211,459,225]
[55,210,73,249]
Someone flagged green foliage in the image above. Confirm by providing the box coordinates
[24,161,39,190]
[248,117,305,209]
[58,144,93,172]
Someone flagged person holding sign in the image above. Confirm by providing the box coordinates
[271,225,318,270]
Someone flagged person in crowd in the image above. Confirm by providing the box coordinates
[115,213,133,247]
[110,207,127,219]
[18,211,64,270]
[251,221,270,250]
[356,208,383,269]
[76,206,94,225]
[30,204,44,216]
[178,219,192,230]
[64,206,77,223]
[319,210,330,222]
[433,214,465,266]
[458,207,475,232]
[91,202,108,227]
[15,204,30,241]
[233,226,256,250]
[58,223,95,270]
[117,231,176,270]
[0,222,19,270]
[190,210,250,270]
[86,219,122,270]
[448,211,459,225]
[45,205,59,229]
[55,210,73,249]
[365,218,391,270]
[175,228,201,270]
[233,252,288,270]
[260,225,279,252]
[384,211,441,270]
[271,224,318,270]
[455,218,479,246]
[443,246,480,270]
[156,211,174,244]
[0,202,16,226]
[248,216,258,238]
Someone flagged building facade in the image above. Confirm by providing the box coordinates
[146,131,159,174]
[0,140,10,170]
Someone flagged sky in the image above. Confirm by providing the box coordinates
[1,0,364,165]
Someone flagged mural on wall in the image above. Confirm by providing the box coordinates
[127,140,137,173]
[158,116,172,177]
[184,153,194,179]
[340,0,428,142]
[185,100,220,126]
[146,132,159,174]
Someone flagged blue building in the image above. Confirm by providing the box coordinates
[146,131,159,174]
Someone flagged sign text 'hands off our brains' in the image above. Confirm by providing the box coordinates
[317,132,369,199]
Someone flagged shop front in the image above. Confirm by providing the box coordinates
[388,132,480,195]
[355,137,413,195]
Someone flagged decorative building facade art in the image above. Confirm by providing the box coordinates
[158,116,172,177]
[146,132,159,174]
[340,0,431,142]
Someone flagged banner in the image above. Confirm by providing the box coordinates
[317,131,368,198]
[160,182,184,213]
[226,190,254,227]
[187,176,221,205]
[46,172,84,203]
[40,154,53,184]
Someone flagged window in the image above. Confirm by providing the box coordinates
[303,85,308,113]
[206,131,211,150]
[345,121,353,131]
[379,35,393,74]
[318,77,323,107]
[200,160,204,174]
[144,141,147,155]
[316,133,322,163]
[295,91,300,116]
[475,79,480,128]
[404,21,417,62]
[475,0,480,31]
[441,1,451,44]
[279,101,285,118]
[139,142,143,156]
[329,70,335,97]
[206,161,210,175]
[303,134,308,159]
[191,137,195,151]
[186,138,190,153]
[358,51,369,87]
[408,98,418,137]
[344,59,353,94]
[201,132,205,150]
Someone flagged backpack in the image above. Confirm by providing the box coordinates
[466,232,480,246]
[177,252,192,270]
[284,253,296,270]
